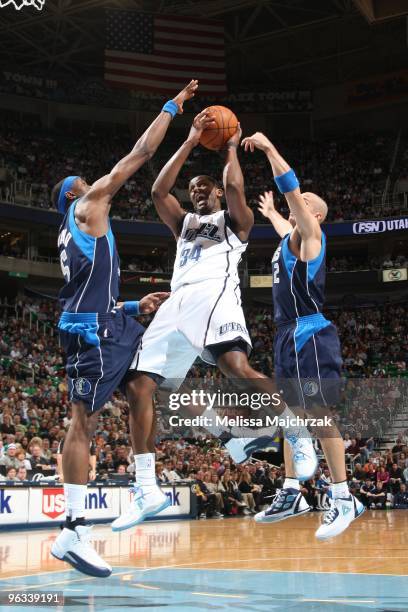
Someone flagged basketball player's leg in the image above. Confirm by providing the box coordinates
[112,298,198,531]
[216,348,317,476]
[62,402,98,485]
[261,327,364,536]
[51,401,112,577]
[111,372,172,532]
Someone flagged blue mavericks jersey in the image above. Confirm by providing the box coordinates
[272,232,326,324]
[57,200,120,313]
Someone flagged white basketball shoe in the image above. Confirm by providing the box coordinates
[51,524,112,577]
[285,433,318,481]
[254,487,310,524]
[225,436,277,464]
[111,484,171,532]
[315,495,365,540]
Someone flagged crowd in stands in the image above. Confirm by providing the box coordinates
[0,298,407,519]
[0,117,401,224]
[248,254,408,274]
[0,73,312,114]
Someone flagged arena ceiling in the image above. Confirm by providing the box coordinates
[0,0,407,89]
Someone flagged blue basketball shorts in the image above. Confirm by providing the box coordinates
[274,313,342,409]
[59,309,144,412]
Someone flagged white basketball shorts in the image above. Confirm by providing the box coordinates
[131,278,252,383]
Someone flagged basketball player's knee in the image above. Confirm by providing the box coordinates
[219,356,254,379]
[71,404,96,442]
[126,376,156,409]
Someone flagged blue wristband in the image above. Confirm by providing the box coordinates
[162,100,178,118]
[123,301,140,316]
[274,169,300,194]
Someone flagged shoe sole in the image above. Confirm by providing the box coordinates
[111,497,172,532]
[51,550,112,578]
[315,504,366,541]
[255,506,311,524]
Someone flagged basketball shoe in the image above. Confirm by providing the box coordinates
[224,435,277,464]
[285,433,318,481]
[111,484,171,531]
[315,495,365,540]
[51,524,112,577]
[254,487,310,523]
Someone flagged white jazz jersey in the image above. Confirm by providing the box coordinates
[171,210,247,291]
[133,209,252,385]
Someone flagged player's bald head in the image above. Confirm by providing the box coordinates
[302,192,328,224]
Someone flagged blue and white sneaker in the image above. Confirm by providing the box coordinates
[51,525,112,578]
[315,495,365,540]
[285,434,318,480]
[111,485,171,532]
[225,436,278,464]
[254,487,310,523]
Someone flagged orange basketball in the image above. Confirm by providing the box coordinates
[199,105,238,151]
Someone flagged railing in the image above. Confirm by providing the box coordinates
[1,181,408,222]
[21,307,55,336]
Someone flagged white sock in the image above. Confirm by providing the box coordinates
[64,483,86,521]
[134,452,156,487]
[331,481,350,499]
[283,477,300,490]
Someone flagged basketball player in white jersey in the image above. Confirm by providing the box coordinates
[112,111,316,531]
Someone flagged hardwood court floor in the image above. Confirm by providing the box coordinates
[1,511,408,611]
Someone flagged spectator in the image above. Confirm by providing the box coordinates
[238,472,258,514]
[376,466,390,487]
[369,481,386,509]
[6,466,18,481]
[28,444,51,471]
[156,462,169,485]
[16,466,28,481]
[393,483,408,509]
[0,444,20,470]
[389,463,404,494]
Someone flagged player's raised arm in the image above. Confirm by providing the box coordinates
[258,190,293,238]
[86,80,198,207]
[242,132,322,245]
[222,125,254,242]
[151,109,215,238]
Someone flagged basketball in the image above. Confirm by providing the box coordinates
[199,105,238,150]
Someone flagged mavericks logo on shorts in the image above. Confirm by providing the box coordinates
[75,377,92,396]
[303,380,319,397]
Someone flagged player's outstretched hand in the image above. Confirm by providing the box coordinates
[140,292,170,314]
[242,132,273,153]
[173,80,199,115]
[226,122,242,149]
[258,191,276,218]
[187,109,215,147]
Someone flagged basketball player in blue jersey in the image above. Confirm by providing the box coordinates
[111,113,317,532]
[49,80,198,577]
[241,132,365,539]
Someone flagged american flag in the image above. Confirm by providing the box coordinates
[105,11,227,96]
